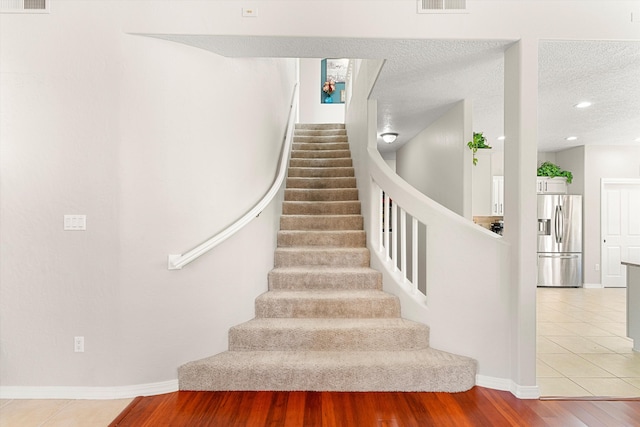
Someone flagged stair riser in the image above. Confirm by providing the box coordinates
[293,143,349,150]
[275,250,370,267]
[294,135,348,142]
[291,150,351,159]
[289,158,352,168]
[280,216,363,231]
[255,297,400,319]
[268,270,382,291]
[229,326,429,351]
[295,124,345,131]
[179,359,476,392]
[285,189,358,202]
[288,168,354,178]
[283,202,361,215]
[294,130,347,137]
[277,231,366,247]
[286,177,356,189]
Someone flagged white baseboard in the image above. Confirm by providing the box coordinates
[476,375,540,399]
[2,377,541,400]
[0,379,178,400]
[510,383,541,399]
[583,283,604,289]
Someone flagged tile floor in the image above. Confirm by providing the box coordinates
[0,397,132,426]
[1,288,637,426]
[537,287,640,398]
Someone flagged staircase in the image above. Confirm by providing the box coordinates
[178,124,476,392]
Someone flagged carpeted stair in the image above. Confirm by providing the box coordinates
[178,123,477,392]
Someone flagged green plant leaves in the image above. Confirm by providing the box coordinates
[467,132,491,165]
[537,161,573,184]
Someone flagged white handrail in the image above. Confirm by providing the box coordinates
[168,83,299,270]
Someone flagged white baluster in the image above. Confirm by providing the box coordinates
[392,198,398,271]
[384,192,390,261]
[412,217,418,294]
[401,208,407,283]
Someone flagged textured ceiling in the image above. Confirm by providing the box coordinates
[538,40,640,152]
[151,35,640,155]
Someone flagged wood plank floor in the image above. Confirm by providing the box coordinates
[109,387,640,427]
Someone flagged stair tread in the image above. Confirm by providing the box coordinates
[281,214,362,219]
[257,289,396,299]
[275,247,368,254]
[287,177,355,180]
[277,230,365,235]
[275,246,367,250]
[270,266,379,274]
[285,188,357,192]
[229,318,429,352]
[185,348,472,366]
[288,167,353,170]
[179,348,476,392]
[232,317,428,331]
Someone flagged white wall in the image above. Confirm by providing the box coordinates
[583,145,640,285]
[537,152,558,167]
[544,145,640,286]
[347,60,513,388]
[555,146,585,196]
[299,59,345,124]
[472,151,493,216]
[396,101,472,218]
[0,2,297,389]
[472,151,504,217]
[2,0,638,394]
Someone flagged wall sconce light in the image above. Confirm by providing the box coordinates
[380,132,398,144]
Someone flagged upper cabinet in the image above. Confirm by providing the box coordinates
[492,176,504,216]
[537,177,568,194]
[471,151,493,216]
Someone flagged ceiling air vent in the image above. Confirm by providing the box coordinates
[1,0,49,13]
[418,0,467,14]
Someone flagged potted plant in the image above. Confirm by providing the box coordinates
[537,161,573,183]
[467,132,492,165]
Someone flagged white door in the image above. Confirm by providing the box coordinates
[601,180,640,287]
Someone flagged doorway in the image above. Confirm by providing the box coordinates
[601,179,640,287]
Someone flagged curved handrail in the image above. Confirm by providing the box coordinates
[168,83,299,270]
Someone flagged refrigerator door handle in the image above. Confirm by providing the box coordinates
[558,205,563,243]
[538,254,580,259]
[554,206,561,244]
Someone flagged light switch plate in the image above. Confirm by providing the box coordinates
[64,215,86,231]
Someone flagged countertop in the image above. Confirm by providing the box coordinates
[622,261,640,267]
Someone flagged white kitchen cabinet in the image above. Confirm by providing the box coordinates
[536,177,568,194]
[472,151,493,216]
[492,176,504,216]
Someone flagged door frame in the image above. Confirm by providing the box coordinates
[600,178,640,287]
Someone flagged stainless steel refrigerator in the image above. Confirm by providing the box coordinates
[537,194,583,287]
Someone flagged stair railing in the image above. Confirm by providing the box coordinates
[378,187,427,300]
[167,83,299,270]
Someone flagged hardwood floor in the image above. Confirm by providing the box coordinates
[109,387,640,427]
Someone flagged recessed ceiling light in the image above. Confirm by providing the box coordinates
[566,136,578,141]
[574,101,592,109]
[635,137,640,142]
[497,136,506,141]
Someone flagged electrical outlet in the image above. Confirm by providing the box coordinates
[595,264,600,271]
[74,336,84,353]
